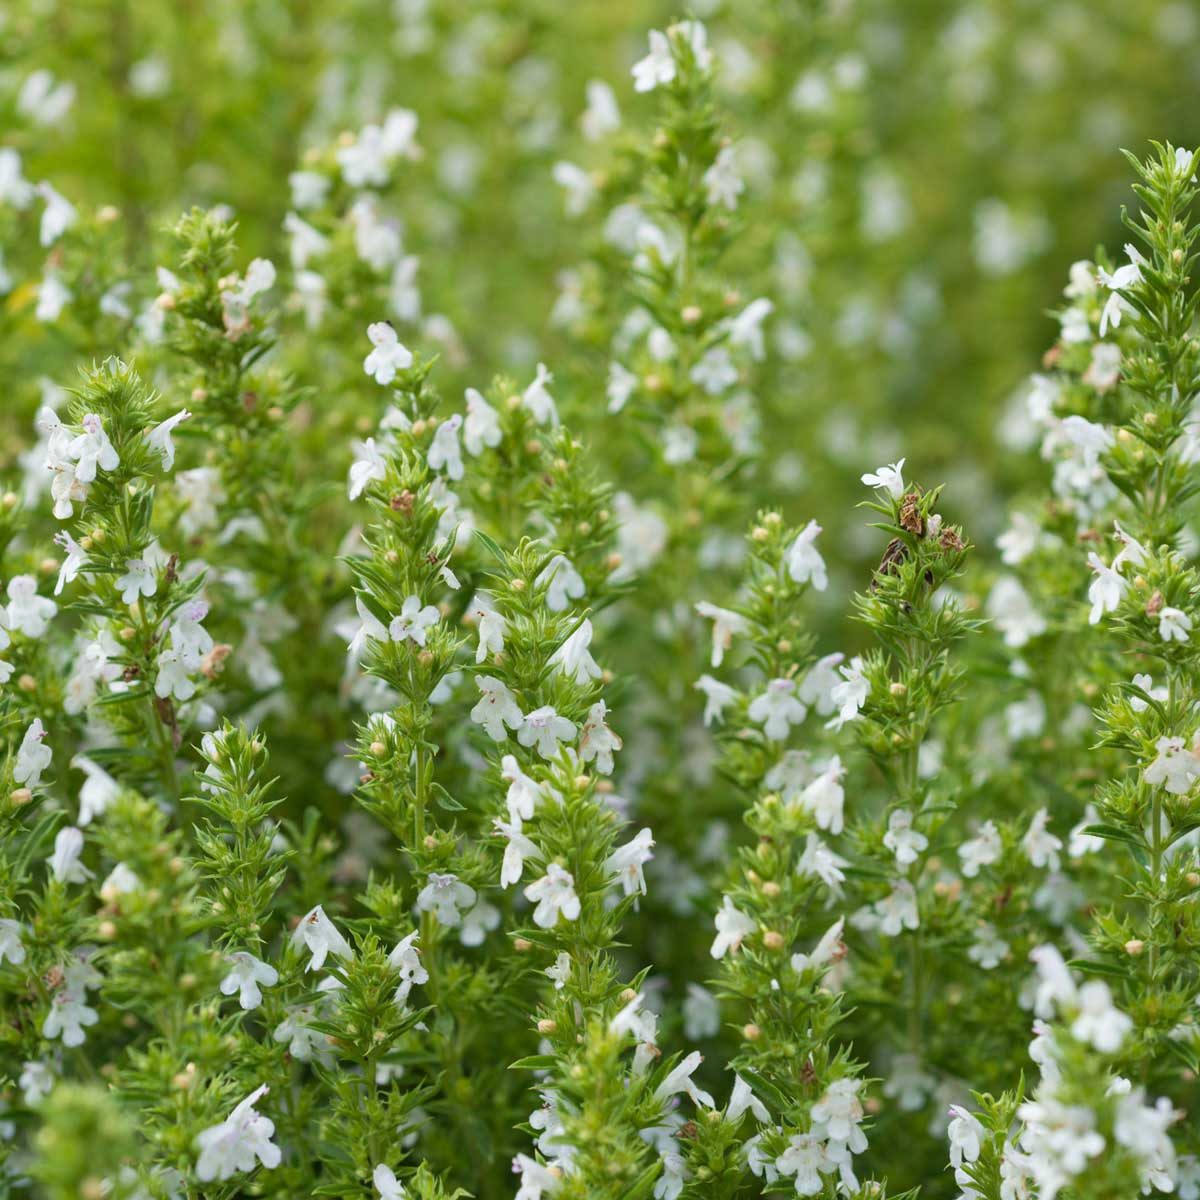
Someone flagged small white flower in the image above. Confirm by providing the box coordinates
[292,905,353,971]
[0,918,26,966]
[967,923,1010,970]
[632,29,676,93]
[578,700,623,775]
[694,674,738,726]
[427,413,464,480]
[947,1106,985,1168]
[15,718,53,788]
[220,952,279,1011]
[1144,736,1200,796]
[374,1164,407,1200]
[144,409,191,470]
[748,677,807,741]
[70,413,119,484]
[875,879,919,936]
[549,619,601,683]
[463,388,502,456]
[606,828,654,897]
[861,457,906,499]
[388,933,429,1004]
[710,896,755,958]
[518,706,576,760]
[704,146,744,210]
[194,1085,281,1183]
[546,952,571,990]
[694,602,748,668]
[1158,605,1191,643]
[791,917,846,974]
[654,1049,716,1109]
[784,520,827,590]
[536,554,585,612]
[882,808,928,867]
[19,1060,53,1106]
[523,362,558,426]
[415,873,476,927]
[8,574,57,637]
[1086,553,1125,624]
[959,820,1002,877]
[1022,808,1062,871]
[1071,980,1132,1053]
[363,322,413,385]
[799,755,846,835]
[524,863,580,928]
[500,754,542,822]
[36,181,76,247]
[389,595,440,646]
[470,676,524,741]
[52,530,87,596]
[116,558,157,604]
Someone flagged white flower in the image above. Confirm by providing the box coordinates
[463,388,501,456]
[827,656,868,730]
[415,873,476,927]
[607,362,638,413]
[512,1153,562,1199]
[195,1086,281,1182]
[550,619,602,683]
[500,754,542,822]
[15,718,53,787]
[99,862,140,901]
[704,146,744,210]
[19,1060,53,1106]
[861,457,906,498]
[292,904,353,971]
[775,1132,834,1195]
[581,79,621,140]
[552,160,595,215]
[797,833,848,894]
[1071,980,1132,1053]
[694,602,748,668]
[536,555,585,611]
[1144,734,1200,795]
[1029,944,1078,1018]
[0,148,34,208]
[1068,804,1105,858]
[694,674,738,726]
[42,987,98,1047]
[728,297,774,360]
[1158,605,1191,643]
[36,181,76,247]
[347,595,389,662]
[1112,521,1148,571]
[960,820,1003,877]
[1097,244,1144,336]
[654,1050,716,1109]
[19,71,75,126]
[0,918,26,966]
[967,923,1010,970]
[682,983,719,1039]
[875,880,920,936]
[69,413,119,483]
[710,896,755,958]
[748,678,807,741]
[519,706,577,760]
[8,574,56,637]
[471,676,524,741]
[784,520,827,589]
[116,558,157,604]
[997,512,1040,566]
[144,409,191,470]
[791,917,846,973]
[363,322,413,385]
[632,29,676,92]
[883,808,928,867]
[524,863,580,928]
[497,816,541,889]
[427,413,464,480]
[948,1106,985,1168]
[607,828,654,897]
[374,1164,407,1200]
[811,1077,867,1152]
[388,933,429,1004]
[52,530,87,596]
[389,595,440,646]
[690,346,738,394]
[987,577,1047,648]
[523,362,558,426]
[799,755,846,835]
[1086,553,1125,623]
[546,952,571,991]
[1022,808,1062,871]
[220,952,279,1011]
